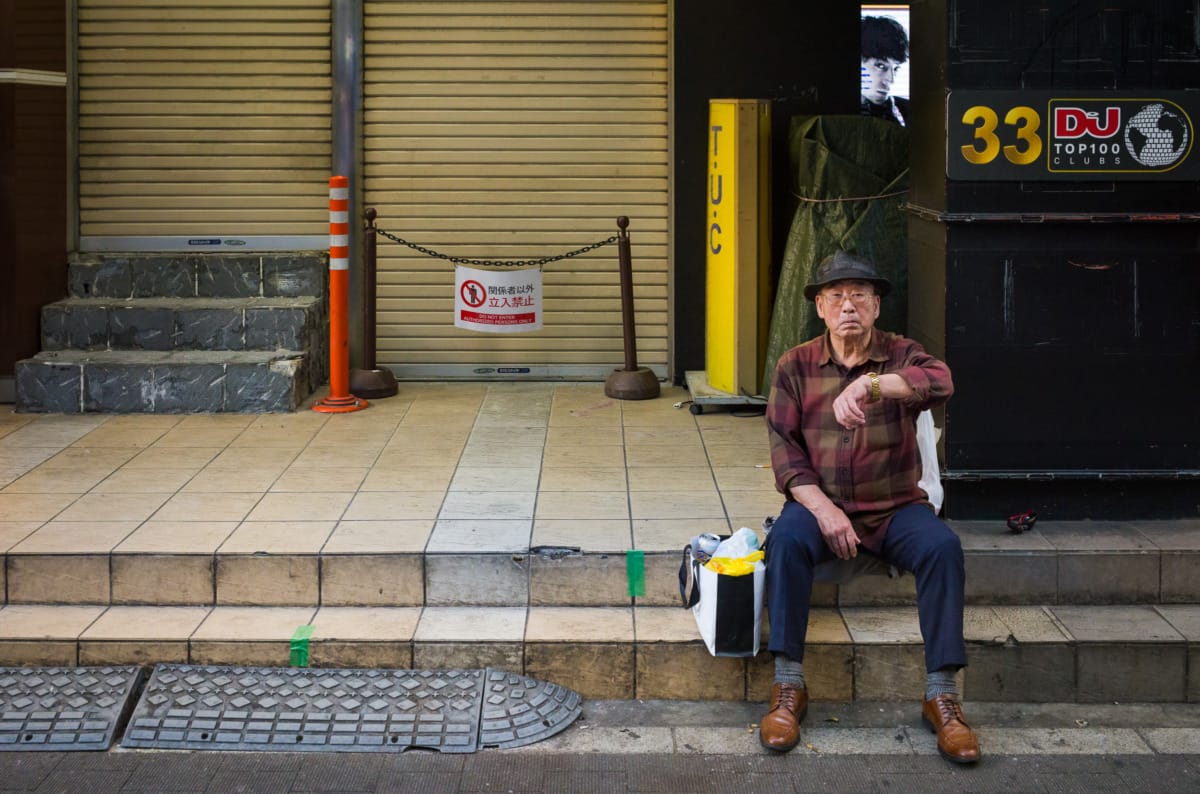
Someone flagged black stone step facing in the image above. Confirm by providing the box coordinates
[68,253,326,300]
[16,350,312,413]
[17,252,330,413]
[41,297,325,353]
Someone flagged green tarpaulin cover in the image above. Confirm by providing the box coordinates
[761,115,910,395]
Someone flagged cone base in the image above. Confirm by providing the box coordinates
[350,368,399,400]
[312,394,369,413]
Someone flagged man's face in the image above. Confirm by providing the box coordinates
[815,280,881,344]
[861,57,902,105]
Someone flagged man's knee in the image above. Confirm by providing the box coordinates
[889,509,964,575]
[924,528,964,573]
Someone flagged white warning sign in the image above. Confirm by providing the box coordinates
[454,265,543,333]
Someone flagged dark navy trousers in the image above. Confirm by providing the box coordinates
[765,501,967,673]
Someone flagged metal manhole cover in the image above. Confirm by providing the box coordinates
[0,666,143,751]
[479,668,582,749]
[121,666,581,753]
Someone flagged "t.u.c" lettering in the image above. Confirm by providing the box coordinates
[709,124,723,254]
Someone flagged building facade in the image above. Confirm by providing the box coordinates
[2,1,1197,517]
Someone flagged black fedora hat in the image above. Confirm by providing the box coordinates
[803,251,893,300]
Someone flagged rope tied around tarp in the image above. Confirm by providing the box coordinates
[372,226,620,268]
[789,188,910,204]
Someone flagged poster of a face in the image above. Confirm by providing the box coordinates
[860,5,911,126]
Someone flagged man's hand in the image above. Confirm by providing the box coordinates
[788,484,860,560]
[832,376,872,429]
[813,504,859,560]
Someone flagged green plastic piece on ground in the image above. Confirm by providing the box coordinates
[290,624,314,668]
[626,549,646,597]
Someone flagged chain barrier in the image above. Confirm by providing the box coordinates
[373,226,620,268]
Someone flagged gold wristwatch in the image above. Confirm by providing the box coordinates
[866,372,881,402]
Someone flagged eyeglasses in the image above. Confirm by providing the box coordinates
[820,290,876,306]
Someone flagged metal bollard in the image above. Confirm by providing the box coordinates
[604,216,660,400]
[349,207,399,399]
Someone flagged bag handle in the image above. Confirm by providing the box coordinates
[677,544,701,608]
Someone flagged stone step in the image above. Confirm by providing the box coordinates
[68,252,326,300]
[1,520,1196,608]
[40,297,326,354]
[0,603,1196,703]
[14,349,317,414]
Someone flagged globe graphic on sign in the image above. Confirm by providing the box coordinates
[1123,103,1189,167]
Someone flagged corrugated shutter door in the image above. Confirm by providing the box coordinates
[76,0,331,244]
[364,1,669,379]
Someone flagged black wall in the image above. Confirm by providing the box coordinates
[906,0,1200,518]
[672,2,860,380]
[1,1,67,387]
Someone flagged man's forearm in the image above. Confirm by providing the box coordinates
[788,483,840,517]
[878,373,913,400]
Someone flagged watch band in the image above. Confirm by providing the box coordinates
[867,372,881,402]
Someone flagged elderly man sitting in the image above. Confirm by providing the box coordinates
[759,251,980,765]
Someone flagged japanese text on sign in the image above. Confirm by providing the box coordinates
[454,265,543,333]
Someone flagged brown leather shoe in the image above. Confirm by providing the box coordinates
[759,683,808,752]
[922,694,981,764]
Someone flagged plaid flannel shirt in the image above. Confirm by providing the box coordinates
[766,330,953,550]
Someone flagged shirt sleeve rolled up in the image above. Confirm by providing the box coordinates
[896,342,954,411]
[766,349,820,495]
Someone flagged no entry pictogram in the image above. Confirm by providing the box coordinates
[460,280,486,308]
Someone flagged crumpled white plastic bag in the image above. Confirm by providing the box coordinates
[916,410,944,514]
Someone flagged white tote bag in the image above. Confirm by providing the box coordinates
[678,544,764,657]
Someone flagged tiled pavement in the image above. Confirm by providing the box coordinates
[1,383,1199,704]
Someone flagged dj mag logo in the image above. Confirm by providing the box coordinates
[1124,103,1190,167]
[1052,100,1191,170]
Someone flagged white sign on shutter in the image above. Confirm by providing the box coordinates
[454,265,543,333]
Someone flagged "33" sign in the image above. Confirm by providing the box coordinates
[947,91,1196,181]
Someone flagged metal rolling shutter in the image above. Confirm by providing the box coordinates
[364,0,670,379]
[76,0,330,249]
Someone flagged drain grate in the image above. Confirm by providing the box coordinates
[0,666,143,751]
[123,666,485,753]
[479,669,582,749]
